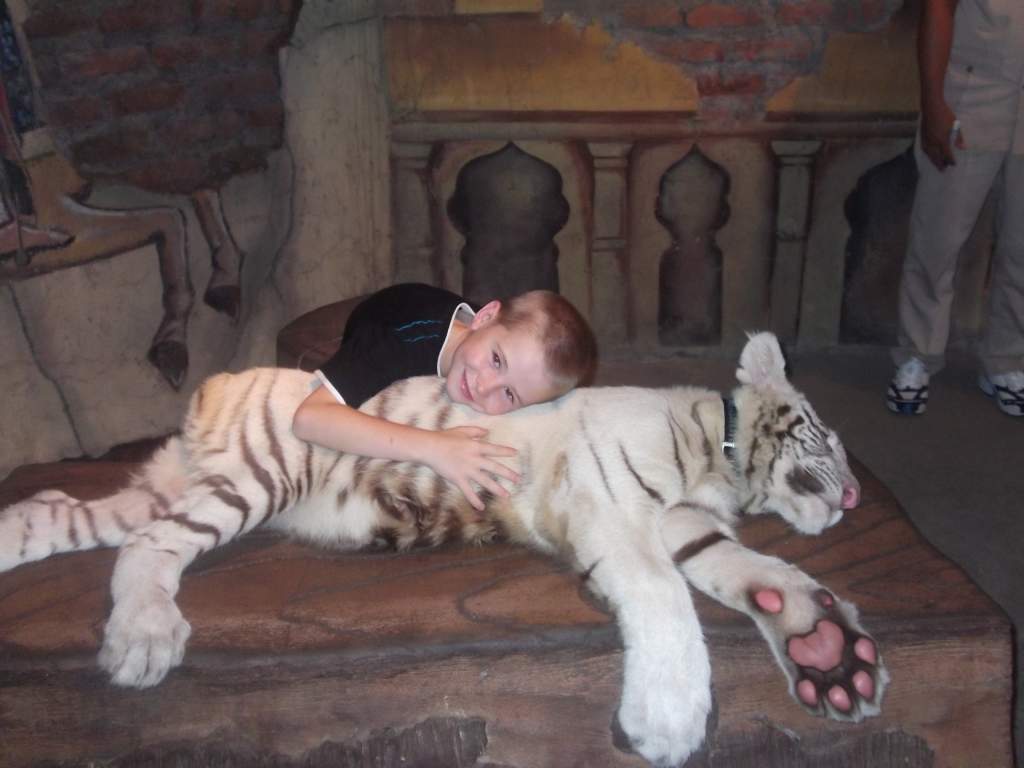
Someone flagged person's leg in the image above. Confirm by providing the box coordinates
[893,138,1004,373]
[979,153,1024,374]
[977,152,1024,415]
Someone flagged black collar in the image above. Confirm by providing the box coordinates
[721,396,738,462]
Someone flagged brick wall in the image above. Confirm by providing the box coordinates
[20,0,904,194]
[544,0,905,118]
[23,0,300,194]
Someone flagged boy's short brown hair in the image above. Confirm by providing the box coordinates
[496,290,598,392]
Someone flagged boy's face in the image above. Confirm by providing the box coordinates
[445,302,564,415]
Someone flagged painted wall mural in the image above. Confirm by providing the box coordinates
[0,0,67,264]
[5,0,296,388]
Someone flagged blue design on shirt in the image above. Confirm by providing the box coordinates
[394,319,442,332]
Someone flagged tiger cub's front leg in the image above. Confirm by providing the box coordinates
[99,485,253,688]
[663,510,888,722]
[567,493,713,766]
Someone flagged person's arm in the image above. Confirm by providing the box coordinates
[291,385,519,510]
[918,0,962,170]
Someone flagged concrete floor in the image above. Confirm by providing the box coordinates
[599,344,1022,767]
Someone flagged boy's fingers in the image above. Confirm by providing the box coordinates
[460,482,484,510]
[478,474,511,499]
[485,460,520,483]
[480,442,517,457]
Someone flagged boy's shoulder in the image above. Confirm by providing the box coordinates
[359,283,473,318]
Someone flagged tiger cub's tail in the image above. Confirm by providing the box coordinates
[0,437,189,573]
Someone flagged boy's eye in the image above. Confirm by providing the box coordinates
[492,351,501,368]
[504,387,515,403]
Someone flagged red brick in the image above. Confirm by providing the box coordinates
[233,0,273,22]
[192,68,280,109]
[686,3,763,28]
[242,125,283,150]
[98,2,192,35]
[214,109,245,136]
[244,102,285,128]
[200,0,275,22]
[696,71,766,96]
[111,82,186,115]
[22,8,94,39]
[621,4,684,27]
[845,0,894,26]
[777,1,833,25]
[152,37,238,70]
[43,96,108,127]
[63,46,149,81]
[734,36,816,62]
[160,116,217,146]
[241,26,292,57]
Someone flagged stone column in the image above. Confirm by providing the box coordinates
[391,141,439,286]
[769,140,820,342]
[588,141,633,347]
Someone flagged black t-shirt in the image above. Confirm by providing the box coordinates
[316,283,478,408]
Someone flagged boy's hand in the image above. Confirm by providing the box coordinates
[426,426,519,511]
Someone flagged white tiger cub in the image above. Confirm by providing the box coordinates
[0,332,887,766]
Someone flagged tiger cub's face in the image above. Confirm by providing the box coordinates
[734,333,860,535]
[747,392,860,535]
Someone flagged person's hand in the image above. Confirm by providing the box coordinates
[423,426,519,510]
[920,97,964,171]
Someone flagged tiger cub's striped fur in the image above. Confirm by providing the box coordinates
[0,332,887,766]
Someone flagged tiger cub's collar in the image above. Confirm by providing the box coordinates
[721,396,738,463]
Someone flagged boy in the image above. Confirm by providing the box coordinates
[292,283,597,510]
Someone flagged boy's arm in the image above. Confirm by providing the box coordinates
[291,386,519,510]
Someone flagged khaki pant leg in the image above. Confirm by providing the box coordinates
[893,137,1004,373]
[979,152,1024,375]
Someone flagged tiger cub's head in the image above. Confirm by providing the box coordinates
[734,332,860,535]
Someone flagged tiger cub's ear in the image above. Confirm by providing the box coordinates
[736,332,788,390]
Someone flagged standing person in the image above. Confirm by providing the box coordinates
[887,0,1024,417]
[292,283,598,509]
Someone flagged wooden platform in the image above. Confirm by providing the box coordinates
[0,447,1013,768]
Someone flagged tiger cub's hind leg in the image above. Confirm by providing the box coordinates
[0,438,187,573]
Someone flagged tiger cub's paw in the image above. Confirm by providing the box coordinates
[98,590,191,688]
[614,646,712,766]
[753,585,888,722]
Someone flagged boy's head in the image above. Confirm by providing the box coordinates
[444,290,597,415]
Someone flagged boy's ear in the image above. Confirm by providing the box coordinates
[471,299,501,329]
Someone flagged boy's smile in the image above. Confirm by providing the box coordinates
[442,301,562,415]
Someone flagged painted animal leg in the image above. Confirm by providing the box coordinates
[191,188,243,321]
[0,217,72,264]
[57,195,193,389]
[663,508,889,722]
[566,492,713,766]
